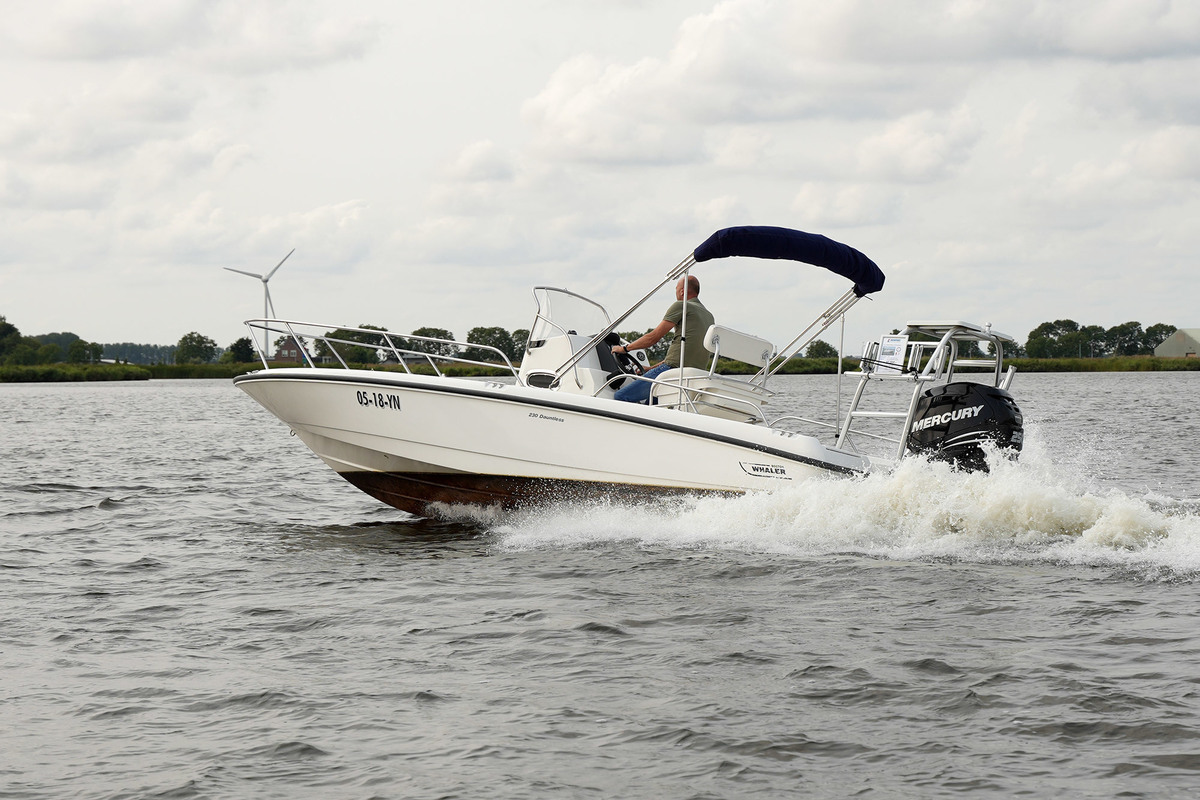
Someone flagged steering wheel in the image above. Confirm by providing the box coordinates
[614,349,645,376]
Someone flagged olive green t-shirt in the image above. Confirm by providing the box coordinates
[663,299,715,369]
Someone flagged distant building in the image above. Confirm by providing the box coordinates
[1155,329,1200,358]
[272,336,308,363]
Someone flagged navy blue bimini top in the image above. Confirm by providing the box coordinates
[693,226,885,297]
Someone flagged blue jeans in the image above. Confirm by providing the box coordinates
[614,363,672,404]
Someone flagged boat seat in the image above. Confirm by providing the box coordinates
[649,324,776,422]
[651,368,773,421]
[703,324,776,369]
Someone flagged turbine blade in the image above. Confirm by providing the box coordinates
[265,248,295,280]
[265,286,276,318]
[224,267,265,280]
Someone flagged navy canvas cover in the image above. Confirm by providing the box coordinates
[693,226,885,296]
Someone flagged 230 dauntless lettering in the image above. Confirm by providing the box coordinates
[910,404,984,432]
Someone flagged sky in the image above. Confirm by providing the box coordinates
[2,0,1198,354]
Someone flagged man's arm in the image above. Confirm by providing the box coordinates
[614,319,675,354]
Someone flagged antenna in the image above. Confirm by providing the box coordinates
[224,249,294,357]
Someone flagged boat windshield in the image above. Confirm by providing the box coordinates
[529,287,612,342]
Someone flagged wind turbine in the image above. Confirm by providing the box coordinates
[224,249,294,357]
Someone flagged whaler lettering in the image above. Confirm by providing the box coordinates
[911,404,985,433]
[739,462,791,480]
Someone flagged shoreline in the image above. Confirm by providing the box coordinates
[3,356,1198,383]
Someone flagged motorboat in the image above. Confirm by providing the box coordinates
[233,226,1023,516]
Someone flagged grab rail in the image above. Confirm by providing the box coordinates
[243,319,519,377]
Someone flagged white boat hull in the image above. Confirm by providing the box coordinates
[234,368,867,515]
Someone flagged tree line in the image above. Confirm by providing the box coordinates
[243,318,1178,364]
[1,316,107,366]
[1,311,1182,369]
[102,342,179,364]
[1022,320,1176,358]
[0,316,215,366]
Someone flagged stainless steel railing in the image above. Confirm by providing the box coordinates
[243,319,519,377]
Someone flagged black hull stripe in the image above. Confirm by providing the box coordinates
[234,371,859,476]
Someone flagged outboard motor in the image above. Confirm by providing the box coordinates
[907,382,1023,471]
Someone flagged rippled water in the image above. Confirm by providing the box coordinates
[3,373,1200,799]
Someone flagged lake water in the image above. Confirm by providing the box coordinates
[3,373,1199,799]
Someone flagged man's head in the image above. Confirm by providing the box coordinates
[675,275,701,300]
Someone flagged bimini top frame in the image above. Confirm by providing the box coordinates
[550,226,886,388]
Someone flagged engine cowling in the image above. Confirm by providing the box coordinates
[906,382,1023,471]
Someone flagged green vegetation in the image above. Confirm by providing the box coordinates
[1009,356,1200,372]
[1024,319,1175,358]
[2,311,1193,383]
[1,315,107,368]
[314,324,391,363]
[175,332,219,364]
[464,326,523,363]
[804,340,840,359]
[773,357,856,374]
[221,337,256,363]
[618,330,669,362]
[409,326,459,357]
[103,342,177,364]
[0,363,151,382]
[146,363,260,379]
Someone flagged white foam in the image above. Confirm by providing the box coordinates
[492,432,1200,578]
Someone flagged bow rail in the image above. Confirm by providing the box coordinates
[242,319,520,377]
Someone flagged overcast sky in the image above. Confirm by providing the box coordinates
[2,0,1197,353]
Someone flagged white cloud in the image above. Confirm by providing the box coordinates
[423,140,522,216]
[1077,60,1200,125]
[0,1,380,220]
[706,127,773,169]
[519,1,975,167]
[1051,0,1200,59]
[9,0,379,73]
[7,1,208,60]
[522,54,707,165]
[791,183,900,227]
[0,69,203,164]
[999,103,1040,155]
[3,0,1200,350]
[765,0,1200,62]
[190,4,380,74]
[514,0,1191,174]
[0,162,113,210]
[694,195,750,229]
[447,140,516,183]
[856,107,982,182]
[1127,126,1200,179]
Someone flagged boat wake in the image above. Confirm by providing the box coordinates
[468,432,1200,578]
